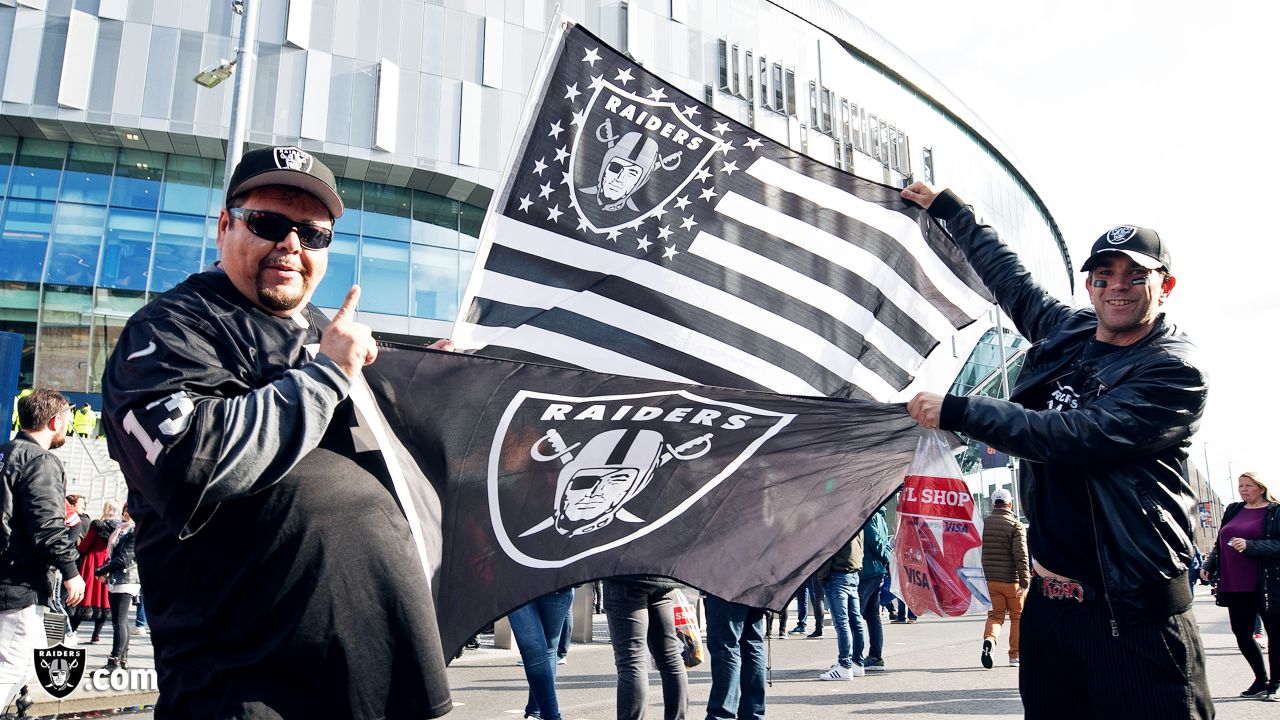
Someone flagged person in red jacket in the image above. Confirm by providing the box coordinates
[71,499,120,643]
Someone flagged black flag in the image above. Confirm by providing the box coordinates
[363,346,926,657]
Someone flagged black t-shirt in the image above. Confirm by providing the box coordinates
[1022,337,1125,586]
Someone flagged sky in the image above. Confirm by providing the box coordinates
[840,0,1280,501]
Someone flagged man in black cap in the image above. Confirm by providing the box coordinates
[102,146,451,718]
[901,182,1211,719]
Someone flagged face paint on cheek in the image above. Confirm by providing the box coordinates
[1091,279,1107,289]
[1130,276,1150,286]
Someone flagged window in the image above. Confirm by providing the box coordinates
[730,44,740,96]
[61,144,115,206]
[849,103,864,153]
[743,51,753,102]
[37,285,93,392]
[362,183,412,240]
[868,115,881,161]
[0,199,55,282]
[717,39,730,92]
[151,213,205,293]
[359,236,409,315]
[0,136,17,193]
[819,87,832,134]
[161,155,214,216]
[98,209,155,290]
[311,233,358,308]
[111,149,163,211]
[46,203,106,287]
[808,81,818,129]
[878,118,890,166]
[923,146,934,184]
[771,64,783,112]
[758,56,769,109]
[784,69,796,116]
[411,243,460,320]
[896,130,911,175]
[9,139,67,201]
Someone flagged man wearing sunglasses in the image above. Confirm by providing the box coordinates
[102,147,451,719]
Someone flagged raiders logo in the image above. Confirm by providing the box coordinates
[273,146,314,173]
[490,389,793,568]
[570,83,720,233]
[1104,226,1137,244]
[35,644,86,699]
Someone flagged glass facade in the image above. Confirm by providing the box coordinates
[0,136,481,392]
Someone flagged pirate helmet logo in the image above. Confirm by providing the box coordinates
[489,390,793,569]
[273,146,314,173]
[569,84,720,233]
[1105,226,1137,244]
[34,644,86,699]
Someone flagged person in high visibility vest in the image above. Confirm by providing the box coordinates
[11,388,32,434]
[72,403,96,438]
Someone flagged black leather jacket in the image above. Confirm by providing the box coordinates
[1204,502,1280,614]
[0,433,81,610]
[929,192,1208,625]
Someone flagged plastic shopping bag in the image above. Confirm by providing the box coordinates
[890,430,989,618]
[672,588,704,668]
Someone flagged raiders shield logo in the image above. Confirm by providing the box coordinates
[34,643,86,699]
[490,389,793,568]
[273,146,314,173]
[570,83,720,233]
[1105,226,1137,244]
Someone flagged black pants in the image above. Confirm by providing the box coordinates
[1221,591,1280,682]
[1020,589,1213,719]
[109,592,133,659]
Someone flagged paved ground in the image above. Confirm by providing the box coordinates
[18,590,1279,718]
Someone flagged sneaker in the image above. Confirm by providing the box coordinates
[807,629,824,639]
[980,639,994,670]
[787,625,807,635]
[818,665,852,681]
[1267,680,1280,702]
[130,625,148,636]
[864,657,885,672]
[557,656,567,665]
[63,632,78,647]
[1241,678,1269,699]
[1009,657,1020,667]
[848,662,866,677]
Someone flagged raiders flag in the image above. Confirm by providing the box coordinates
[364,346,927,657]
[453,22,993,401]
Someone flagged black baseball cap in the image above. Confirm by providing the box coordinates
[225,146,343,219]
[1079,225,1171,273]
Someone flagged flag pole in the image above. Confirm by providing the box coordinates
[451,7,573,343]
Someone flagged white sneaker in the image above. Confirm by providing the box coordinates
[819,661,849,676]
[848,663,866,677]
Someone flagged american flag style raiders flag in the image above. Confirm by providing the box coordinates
[453,22,992,401]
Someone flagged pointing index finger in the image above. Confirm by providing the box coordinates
[333,285,361,321]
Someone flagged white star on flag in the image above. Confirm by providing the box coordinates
[588,74,605,91]
[694,167,711,183]
[582,48,600,66]
[716,140,735,155]
[576,217,590,232]
[663,245,680,260]
[570,110,586,127]
[636,236,652,252]
[674,195,691,211]
[680,215,697,231]
[547,205,563,222]
[657,225,673,240]
[647,88,667,102]
[681,105,699,119]
[653,205,667,221]
[712,121,730,135]
[532,158,547,175]
[564,83,580,101]
[744,137,763,150]
[518,195,533,212]
[560,171,571,187]
[699,186,718,202]
[615,68,634,85]
[554,146,570,163]
[719,160,738,175]
[606,229,620,242]
[548,121,563,139]
[538,182,554,199]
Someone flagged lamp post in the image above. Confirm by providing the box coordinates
[191,0,260,195]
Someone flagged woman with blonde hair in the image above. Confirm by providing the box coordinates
[1203,472,1280,700]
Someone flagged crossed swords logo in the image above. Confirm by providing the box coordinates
[518,427,713,538]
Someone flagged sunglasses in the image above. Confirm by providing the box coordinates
[227,208,334,250]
